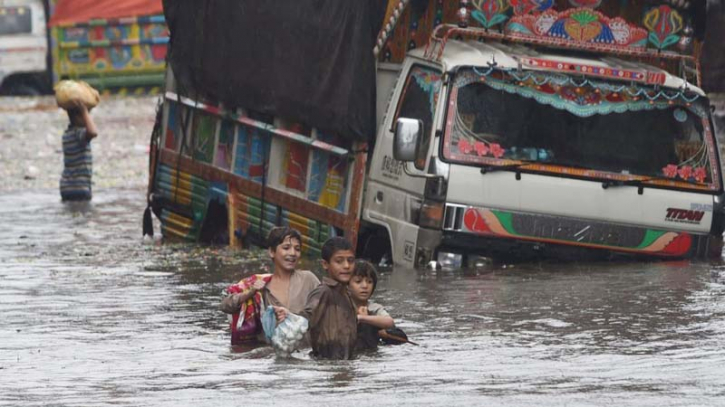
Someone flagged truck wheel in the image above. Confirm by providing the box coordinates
[358,227,392,265]
[199,199,229,245]
[1,83,42,96]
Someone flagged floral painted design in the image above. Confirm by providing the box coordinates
[662,164,678,178]
[510,0,553,16]
[475,141,489,156]
[490,143,506,158]
[694,168,707,183]
[457,139,506,159]
[472,0,511,29]
[458,139,473,154]
[662,164,709,184]
[677,165,692,180]
[643,5,683,50]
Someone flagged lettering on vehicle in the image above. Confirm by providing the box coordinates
[403,240,415,262]
[381,155,403,180]
[665,208,704,224]
[690,203,713,212]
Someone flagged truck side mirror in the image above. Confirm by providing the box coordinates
[393,118,422,162]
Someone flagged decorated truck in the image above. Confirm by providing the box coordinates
[147,0,724,267]
[0,0,168,95]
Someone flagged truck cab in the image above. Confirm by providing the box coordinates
[0,0,48,94]
[365,36,723,267]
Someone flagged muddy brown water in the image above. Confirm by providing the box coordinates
[1,189,724,406]
[1,96,725,406]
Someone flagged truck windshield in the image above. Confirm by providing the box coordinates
[442,68,719,191]
[0,6,32,35]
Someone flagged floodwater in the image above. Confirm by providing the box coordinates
[2,97,725,406]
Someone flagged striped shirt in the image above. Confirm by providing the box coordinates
[60,126,93,201]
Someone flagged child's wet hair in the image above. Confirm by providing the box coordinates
[321,236,353,262]
[353,260,378,294]
[266,226,302,251]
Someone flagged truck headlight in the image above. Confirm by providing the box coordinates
[437,251,463,269]
[419,200,444,229]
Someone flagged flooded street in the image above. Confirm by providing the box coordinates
[2,96,725,406]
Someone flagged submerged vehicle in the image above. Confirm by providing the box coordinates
[147,0,723,267]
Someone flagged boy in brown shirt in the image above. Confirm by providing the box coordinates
[274,237,357,359]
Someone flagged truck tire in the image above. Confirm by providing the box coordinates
[358,226,392,265]
[5,83,42,96]
[0,73,50,96]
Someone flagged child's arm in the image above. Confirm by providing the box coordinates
[295,285,328,327]
[357,306,395,329]
[73,101,98,140]
[219,279,266,314]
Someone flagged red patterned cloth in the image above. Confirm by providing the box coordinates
[227,274,272,345]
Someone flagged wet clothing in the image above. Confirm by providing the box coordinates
[220,270,320,345]
[300,277,357,359]
[60,126,93,201]
[356,301,392,351]
[220,270,320,314]
[366,302,390,318]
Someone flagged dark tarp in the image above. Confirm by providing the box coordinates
[163,0,385,143]
[703,0,725,93]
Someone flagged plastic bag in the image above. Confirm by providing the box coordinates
[261,306,277,342]
[261,307,308,357]
[54,80,100,110]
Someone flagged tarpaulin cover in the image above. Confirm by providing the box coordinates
[163,0,385,143]
[49,0,163,26]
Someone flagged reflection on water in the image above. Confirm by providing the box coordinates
[1,189,725,406]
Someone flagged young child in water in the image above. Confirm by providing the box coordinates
[274,237,358,359]
[348,260,395,350]
[60,100,98,201]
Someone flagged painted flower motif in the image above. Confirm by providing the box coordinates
[643,5,683,50]
[677,165,692,180]
[474,141,489,157]
[490,143,505,158]
[458,139,473,154]
[693,167,707,183]
[662,164,678,178]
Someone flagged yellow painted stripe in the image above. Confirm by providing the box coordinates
[165,213,194,230]
[163,225,192,240]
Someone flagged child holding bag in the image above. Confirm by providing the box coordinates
[220,227,319,345]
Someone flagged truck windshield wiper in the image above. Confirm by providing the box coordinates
[479,163,525,174]
[601,177,657,194]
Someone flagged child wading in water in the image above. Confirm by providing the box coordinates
[274,237,358,359]
[60,100,98,201]
[349,260,395,351]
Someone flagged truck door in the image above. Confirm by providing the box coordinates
[365,60,442,266]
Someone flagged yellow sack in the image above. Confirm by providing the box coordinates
[54,80,100,110]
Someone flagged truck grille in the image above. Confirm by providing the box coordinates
[443,204,466,231]
[442,203,669,249]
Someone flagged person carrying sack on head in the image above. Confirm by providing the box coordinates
[54,80,99,201]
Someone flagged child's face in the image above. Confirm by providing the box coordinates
[348,275,374,303]
[322,249,355,284]
[269,236,301,273]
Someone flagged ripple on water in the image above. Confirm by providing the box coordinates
[1,190,725,406]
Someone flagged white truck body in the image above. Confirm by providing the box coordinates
[0,0,47,92]
[363,40,722,267]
